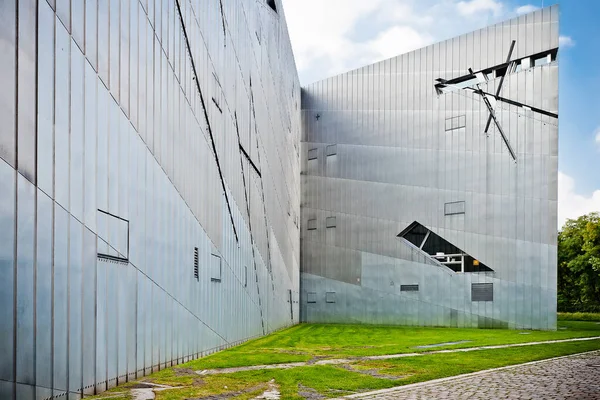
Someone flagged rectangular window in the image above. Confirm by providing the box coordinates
[326,144,337,156]
[400,284,419,292]
[326,292,336,303]
[211,254,222,282]
[194,247,199,281]
[307,219,317,231]
[472,283,493,301]
[97,209,129,263]
[326,216,336,228]
[244,266,248,287]
[445,201,466,216]
[307,292,317,303]
[445,115,466,132]
[308,148,318,160]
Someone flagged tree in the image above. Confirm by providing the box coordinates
[558,212,600,312]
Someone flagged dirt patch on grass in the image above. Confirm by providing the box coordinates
[297,383,325,400]
[187,384,267,400]
[339,364,402,380]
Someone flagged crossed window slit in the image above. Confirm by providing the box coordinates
[435,40,558,162]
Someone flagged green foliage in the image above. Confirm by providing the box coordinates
[558,212,600,312]
[558,312,600,321]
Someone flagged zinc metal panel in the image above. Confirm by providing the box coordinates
[68,216,83,393]
[0,0,17,168]
[36,190,53,389]
[16,175,35,384]
[37,0,55,196]
[53,204,69,391]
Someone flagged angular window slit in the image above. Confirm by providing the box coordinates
[307,292,317,303]
[308,148,318,160]
[307,219,317,231]
[398,221,493,273]
[267,0,278,13]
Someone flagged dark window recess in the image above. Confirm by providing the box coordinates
[194,247,199,281]
[308,148,318,160]
[307,292,317,303]
[244,266,248,287]
[267,0,277,13]
[472,283,493,302]
[326,292,336,303]
[326,144,337,156]
[400,284,419,292]
[97,209,129,263]
[307,219,317,231]
[211,254,222,282]
[398,221,493,273]
[326,216,336,228]
[445,201,466,215]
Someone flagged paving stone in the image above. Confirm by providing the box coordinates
[340,351,600,400]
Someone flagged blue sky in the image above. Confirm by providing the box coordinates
[282,0,600,227]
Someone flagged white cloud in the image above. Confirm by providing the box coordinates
[559,35,575,48]
[515,4,539,15]
[457,0,503,16]
[595,127,600,150]
[558,172,600,229]
[283,0,515,84]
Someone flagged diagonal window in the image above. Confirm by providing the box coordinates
[398,222,493,273]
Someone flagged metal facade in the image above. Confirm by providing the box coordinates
[0,0,300,398]
[301,7,559,330]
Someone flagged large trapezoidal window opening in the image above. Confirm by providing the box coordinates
[398,222,493,273]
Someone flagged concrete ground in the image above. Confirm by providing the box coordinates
[339,351,600,400]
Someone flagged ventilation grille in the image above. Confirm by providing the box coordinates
[194,247,199,280]
[400,284,419,292]
[472,283,493,301]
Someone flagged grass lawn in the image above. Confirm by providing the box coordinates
[87,319,600,400]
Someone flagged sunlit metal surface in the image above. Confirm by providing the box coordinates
[301,6,558,330]
[0,0,300,397]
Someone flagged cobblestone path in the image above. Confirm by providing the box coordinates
[339,351,600,400]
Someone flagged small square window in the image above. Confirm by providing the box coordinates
[308,148,318,160]
[326,292,336,303]
[211,254,222,282]
[326,144,337,156]
[326,216,336,228]
[307,219,317,231]
[307,292,317,303]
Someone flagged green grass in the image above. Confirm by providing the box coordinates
[150,340,600,399]
[86,320,600,399]
[558,312,600,321]
[182,320,600,370]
